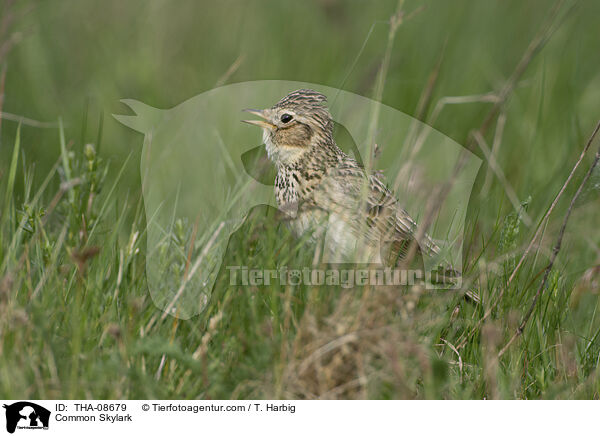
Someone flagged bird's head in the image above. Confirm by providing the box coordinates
[242,89,334,166]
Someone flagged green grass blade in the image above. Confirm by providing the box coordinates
[2,122,21,221]
[59,117,74,204]
[0,123,22,262]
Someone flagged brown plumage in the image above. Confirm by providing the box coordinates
[242,89,439,265]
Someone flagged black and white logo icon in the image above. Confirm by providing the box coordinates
[2,402,50,434]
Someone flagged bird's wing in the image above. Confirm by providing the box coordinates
[308,163,439,257]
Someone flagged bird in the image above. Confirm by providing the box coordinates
[242,88,440,268]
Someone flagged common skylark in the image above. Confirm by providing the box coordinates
[242,89,440,266]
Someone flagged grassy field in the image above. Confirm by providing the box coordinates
[1,0,600,399]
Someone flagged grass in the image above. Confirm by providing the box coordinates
[1,0,600,399]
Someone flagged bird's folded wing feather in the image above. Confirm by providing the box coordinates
[305,164,439,257]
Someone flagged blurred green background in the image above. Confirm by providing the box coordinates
[3,0,599,186]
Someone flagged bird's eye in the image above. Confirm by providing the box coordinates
[280,113,293,123]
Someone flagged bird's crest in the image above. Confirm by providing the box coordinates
[273,89,328,111]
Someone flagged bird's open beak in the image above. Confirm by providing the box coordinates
[241,109,275,130]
